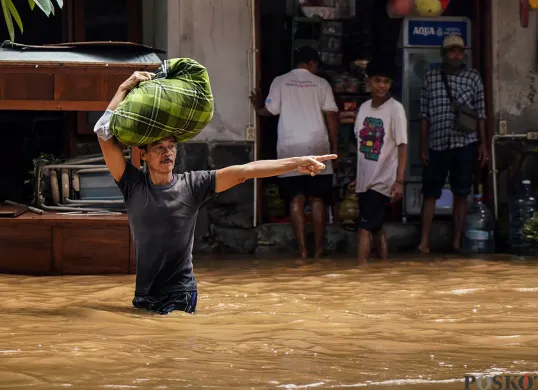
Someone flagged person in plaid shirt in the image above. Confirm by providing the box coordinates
[418,35,489,254]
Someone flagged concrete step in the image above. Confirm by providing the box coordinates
[256,221,454,255]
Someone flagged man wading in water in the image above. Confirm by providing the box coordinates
[94,71,337,315]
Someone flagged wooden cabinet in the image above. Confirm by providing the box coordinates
[0,214,135,275]
[0,224,52,274]
[53,224,130,275]
[0,63,160,112]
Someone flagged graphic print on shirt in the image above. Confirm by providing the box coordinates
[358,117,385,162]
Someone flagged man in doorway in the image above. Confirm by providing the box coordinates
[418,35,488,254]
[94,71,337,315]
[250,46,340,259]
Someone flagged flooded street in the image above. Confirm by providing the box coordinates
[1,257,538,389]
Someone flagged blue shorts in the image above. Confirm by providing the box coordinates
[133,291,197,315]
[422,142,477,199]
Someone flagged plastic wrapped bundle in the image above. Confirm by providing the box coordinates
[110,58,214,146]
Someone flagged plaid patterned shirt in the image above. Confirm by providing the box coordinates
[419,68,486,151]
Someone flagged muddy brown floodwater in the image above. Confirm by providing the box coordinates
[0,256,538,390]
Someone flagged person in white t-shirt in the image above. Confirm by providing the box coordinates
[353,62,408,265]
[250,47,340,259]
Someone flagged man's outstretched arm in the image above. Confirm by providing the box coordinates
[95,71,153,181]
[215,155,337,193]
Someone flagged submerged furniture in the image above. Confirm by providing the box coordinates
[35,153,129,214]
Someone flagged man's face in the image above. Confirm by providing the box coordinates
[141,136,177,175]
[445,46,464,63]
[368,76,393,99]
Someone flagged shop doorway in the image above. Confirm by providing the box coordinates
[255,0,489,226]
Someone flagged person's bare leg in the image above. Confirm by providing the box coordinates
[310,197,326,259]
[418,197,436,254]
[452,195,468,251]
[290,194,308,258]
[357,229,371,266]
[374,229,388,262]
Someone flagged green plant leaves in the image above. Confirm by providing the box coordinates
[2,0,63,42]
[7,0,22,33]
[30,0,63,17]
[33,0,52,16]
[2,0,17,42]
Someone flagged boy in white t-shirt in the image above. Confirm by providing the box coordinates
[353,62,408,265]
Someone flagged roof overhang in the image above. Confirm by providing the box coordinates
[0,41,163,111]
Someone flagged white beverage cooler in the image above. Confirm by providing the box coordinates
[400,16,473,219]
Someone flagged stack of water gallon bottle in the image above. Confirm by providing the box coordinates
[508,179,536,256]
[461,181,536,256]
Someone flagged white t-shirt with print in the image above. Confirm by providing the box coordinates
[354,98,408,197]
[265,68,338,178]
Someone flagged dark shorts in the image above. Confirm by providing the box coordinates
[356,189,391,232]
[422,142,477,199]
[279,174,333,204]
[133,291,197,315]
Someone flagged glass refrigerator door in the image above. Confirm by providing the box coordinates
[403,48,472,181]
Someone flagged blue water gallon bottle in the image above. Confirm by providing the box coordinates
[462,192,495,255]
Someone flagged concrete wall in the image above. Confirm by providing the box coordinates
[142,0,168,61]
[167,0,254,142]
[493,0,538,133]
[162,1,257,241]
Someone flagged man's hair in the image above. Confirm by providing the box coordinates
[294,46,320,66]
[139,137,177,152]
[366,61,397,81]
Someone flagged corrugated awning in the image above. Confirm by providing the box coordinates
[0,41,164,111]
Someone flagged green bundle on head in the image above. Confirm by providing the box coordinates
[110,58,214,146]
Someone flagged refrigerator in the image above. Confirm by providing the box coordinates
[400,17,473,218]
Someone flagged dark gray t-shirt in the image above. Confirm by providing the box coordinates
[117,163,216,296]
